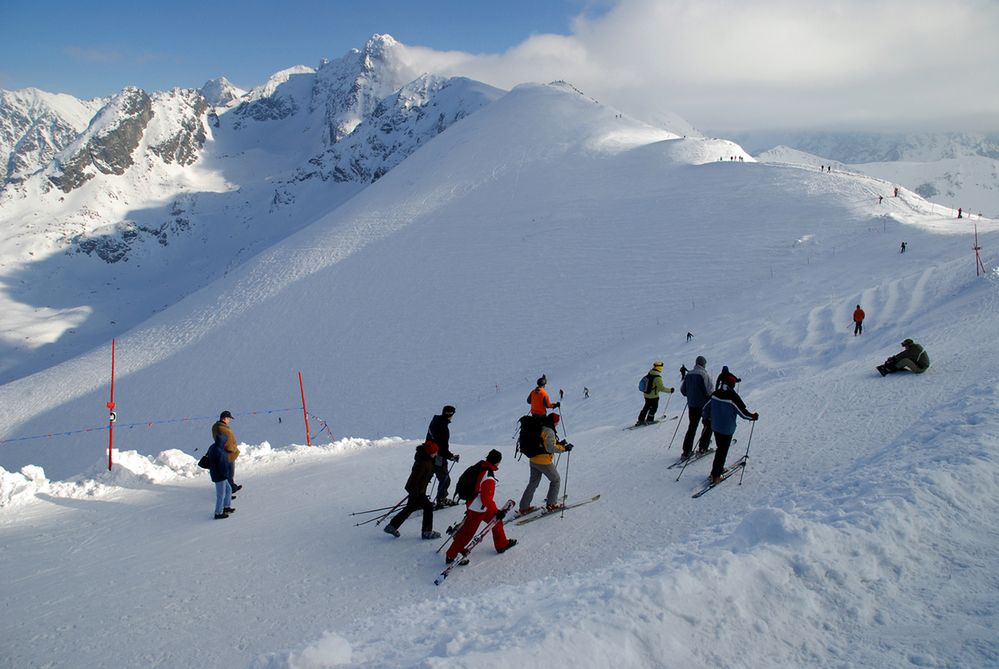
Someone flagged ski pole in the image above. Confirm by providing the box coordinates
[349,503,403,516]
[737,420,756,486]
[560,447,571,519]
[353,495,407,526]
[666,399,688,450]
[660,391,673,420]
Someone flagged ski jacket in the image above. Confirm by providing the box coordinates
[643,369,674,399]
[404,442,438,496]
[467,460,500,514]
[890,343,930,372]
[527,387,554,415]
[425,414,452,459]
[212,421,240,463]
[702,387,754,436]
[530,426,568,465]
[853,308,865,323]
[680,364,712,409]
[207,440,232,483]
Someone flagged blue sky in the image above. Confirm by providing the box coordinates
[0,0,599,97]
[2,0,996,132]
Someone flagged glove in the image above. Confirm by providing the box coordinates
[564,443,574,452]
[751,412,759,421]
[667,387,675,393]
[553,402,561,408]
[494,508,508,521]
[450,453,460,463]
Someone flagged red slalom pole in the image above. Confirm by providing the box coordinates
[106,338,117,470]
[298,371,312,447]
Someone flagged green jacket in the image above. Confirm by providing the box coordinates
[643,369,675,399]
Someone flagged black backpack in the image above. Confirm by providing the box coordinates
[516,415,545,458]
[455,462,488,501]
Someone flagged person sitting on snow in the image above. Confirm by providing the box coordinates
[877,339,930,376]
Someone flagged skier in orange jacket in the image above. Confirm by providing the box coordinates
[853,305,865,336]
[527,375,559,416]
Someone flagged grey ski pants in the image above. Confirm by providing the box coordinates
[520,461,561,509]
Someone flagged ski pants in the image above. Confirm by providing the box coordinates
[710,432,735,479]
[894,357,927,374]
[432,457,451,503]
[854,320,863,336]
[389,494,434,533]
[446,508,509,561]
[520,462,561,509]
[214,480,232,516]
[682,406,713,455]
[638,396,660,423]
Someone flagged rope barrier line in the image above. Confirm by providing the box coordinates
[0,407,302,446]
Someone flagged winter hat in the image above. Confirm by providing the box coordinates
[537,375,547,386]
[424,440,439,456]
[695,355,707,367]
[653,361,664,369]
[486,449,502,465]
[442,405,456,416]
[549,413,561,426]
[722,373,739,388]
[219,410,233,420]
[902,338,914,346]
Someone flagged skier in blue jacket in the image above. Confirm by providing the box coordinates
[702,372,758,483]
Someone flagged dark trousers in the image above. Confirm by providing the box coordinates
[710,432,735,478]
[433,459,451,503]
[854,321,863,335]
[638,397,659,423]
[682,407,713,455]
[389,494,434,532]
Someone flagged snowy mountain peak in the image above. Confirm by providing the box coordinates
[199,77,246,108]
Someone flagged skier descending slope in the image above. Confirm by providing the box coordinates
[446,449,517,566]
[702,372,758,484]
[519,413,573,514]
[679,356,713,458]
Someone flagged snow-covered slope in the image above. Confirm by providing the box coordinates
[747,131,999,217]
[0,77,997,669]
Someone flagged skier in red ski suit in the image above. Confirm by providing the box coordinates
[445,449,517,564]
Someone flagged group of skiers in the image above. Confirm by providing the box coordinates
[641,358,758,483]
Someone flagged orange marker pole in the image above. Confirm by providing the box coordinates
[299,371,312,447]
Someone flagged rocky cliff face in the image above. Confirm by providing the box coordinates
[48,87,155,192]
[0,89,105,183]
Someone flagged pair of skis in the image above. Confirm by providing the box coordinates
[690,456,748,498]
[514,494,601,525]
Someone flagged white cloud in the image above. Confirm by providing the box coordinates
[402,0,999,132]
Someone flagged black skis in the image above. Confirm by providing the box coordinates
[667,448,715,470]
[691,457,747,498]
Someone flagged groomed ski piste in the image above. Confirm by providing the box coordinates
[1,83,998,668]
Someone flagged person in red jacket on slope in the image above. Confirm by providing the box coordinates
[853,305,866,336]
[445,449,517,565]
